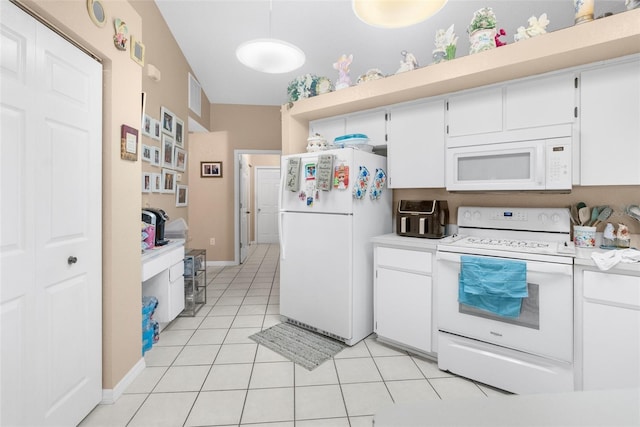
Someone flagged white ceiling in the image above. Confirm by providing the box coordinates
[154,0,625,107]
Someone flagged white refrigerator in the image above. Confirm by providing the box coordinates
[279,147,392,345]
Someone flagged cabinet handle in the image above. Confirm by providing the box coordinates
[68,256,78,265]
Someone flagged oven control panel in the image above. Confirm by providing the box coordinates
[458,207,571,233]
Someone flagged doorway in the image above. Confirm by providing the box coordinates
[234,150,280,264]
[255,167,280,244]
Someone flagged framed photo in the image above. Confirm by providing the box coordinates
[141,144,152,162]
[160,106,176,136]
[201,161,222,178]
[141,172,151,193]
[174,147,187,172]
[151,146,161,167]
[120,124,138,161]
[174,117,185,148]
[162,168,176,193]
[151,173,162,192]
[131,36,145,66]
[151,118,161,141]
[141,114,153,137]
[161,133,174,169]
[176,185,188,207]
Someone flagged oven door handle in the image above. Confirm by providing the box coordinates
[436,251,573,276]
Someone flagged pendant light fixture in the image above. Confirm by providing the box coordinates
[353,0,449,28]
[236,1,305,73]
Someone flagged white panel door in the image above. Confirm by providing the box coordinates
[256,167,280,244]
[1,3,102,426]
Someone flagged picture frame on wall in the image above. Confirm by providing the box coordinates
[160,106,176,136]
[120,124,138,161]
[141,172,151,193]
[174,117,185,148]
[174,147,187,172]
[201,161,223,178]
[131,36,145,67]
[151,173,162,192]
[152,118,161,140]
[141,114,153,137]
[151,146,161,167]
[161,133,174,168]
[141,144,152,162]
[162,168,176,193]
[176,185,188,207]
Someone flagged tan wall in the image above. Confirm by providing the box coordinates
[22,0,142,389]
[187,104,281,262]
[130,0,211,229]
[394,187,640,235]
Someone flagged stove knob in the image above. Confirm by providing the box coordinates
[539,213,548,223]
[463,210,472,220]
[473,211,481,221]
[551,213,561,223]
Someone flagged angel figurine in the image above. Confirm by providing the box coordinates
[395,51,419,74]
[333,54,353,90]
[433,24,458,63]
[514,13,550,42]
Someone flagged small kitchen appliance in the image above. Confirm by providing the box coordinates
[142,208,170,246]
[396,200,448,238]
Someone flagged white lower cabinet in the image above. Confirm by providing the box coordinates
[142,241,186,326]
[374,243,435,355]
[575,267,640,391]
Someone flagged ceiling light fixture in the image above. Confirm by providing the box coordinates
[236,1,305,73]
[352,0,449,28]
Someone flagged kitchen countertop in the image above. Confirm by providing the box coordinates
[141,239,185,261]
[371,233,443,251]
[574,246,640,274]
[373,388,640,426]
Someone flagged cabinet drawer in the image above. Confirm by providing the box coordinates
[169,261,184,281]
[584,271,640,308]
[377,247,432,274]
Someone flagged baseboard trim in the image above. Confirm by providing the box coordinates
[100,357,146,404]
[206,260,236,267]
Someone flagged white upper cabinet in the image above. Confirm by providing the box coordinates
[447,86,503,138]
[446,72,576,146]
[579,56,640,186]
[345,108,387,147]
[309,116,346,144]
[387,99,445,188]
[505,73,576,130]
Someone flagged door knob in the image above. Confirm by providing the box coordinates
[68,256,78,265]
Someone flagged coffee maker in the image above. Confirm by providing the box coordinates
[142,208,170,246]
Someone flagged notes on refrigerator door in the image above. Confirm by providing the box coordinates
[316,154,334,191]
[286,157,301,191]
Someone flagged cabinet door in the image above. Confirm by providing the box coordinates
[447,86,502,137]
[387,100,445,188]
[345,109,387,147]
[580,58,640,185]
[309,116,346,144]
[505,73,576,130]
[375,268,432,353]
[582,271,640,390]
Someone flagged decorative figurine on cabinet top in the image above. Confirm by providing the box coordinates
[514,13,550,42]
[113,18,128,51]
[333,54,353,90]
[395,50,419,74]
[494,28,507,47]
[357,68,385,85]
[433,24,458,64]
[468,7,497,55]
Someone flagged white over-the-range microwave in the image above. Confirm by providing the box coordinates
[446,134,572,192]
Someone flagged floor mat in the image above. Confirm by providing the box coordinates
[249,322,346,370]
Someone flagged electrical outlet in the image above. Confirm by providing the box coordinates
[209,238,215,246]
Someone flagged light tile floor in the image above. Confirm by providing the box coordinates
[80,244,508,427]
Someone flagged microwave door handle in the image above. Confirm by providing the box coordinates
[535,145,545,186]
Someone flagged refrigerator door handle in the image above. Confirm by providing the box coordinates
[279,211,286,260]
